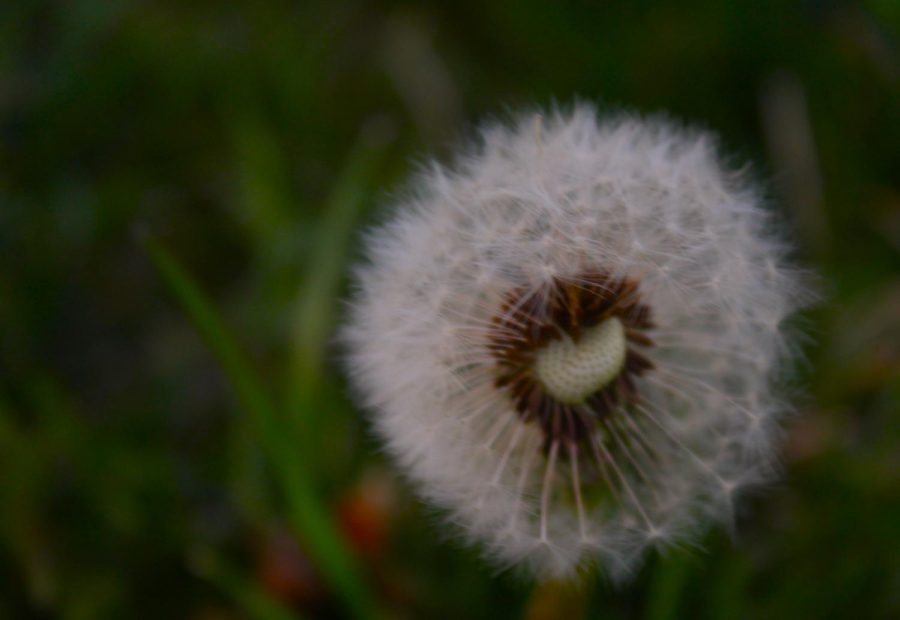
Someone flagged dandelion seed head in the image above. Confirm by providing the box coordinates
[341,103,811,580]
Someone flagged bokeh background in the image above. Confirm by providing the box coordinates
[2,1,899,618]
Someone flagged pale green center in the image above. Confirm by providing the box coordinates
[533,317,627,404]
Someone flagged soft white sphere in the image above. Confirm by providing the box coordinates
[341,104,811,580]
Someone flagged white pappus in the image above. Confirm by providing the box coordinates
[341,104,812,580]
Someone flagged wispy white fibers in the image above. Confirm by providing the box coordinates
[341,104,812,580]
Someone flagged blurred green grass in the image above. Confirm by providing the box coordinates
[1,1,898,618]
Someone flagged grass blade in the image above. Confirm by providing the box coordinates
[143,235,377,619]
[288,119,395,400]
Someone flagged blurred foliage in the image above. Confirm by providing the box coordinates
[0,0,898,618]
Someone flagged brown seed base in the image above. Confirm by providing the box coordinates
[489,272,654,453]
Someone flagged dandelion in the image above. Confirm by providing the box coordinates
[341,104,811,580]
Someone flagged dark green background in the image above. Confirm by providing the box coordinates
[1,1,898,618]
